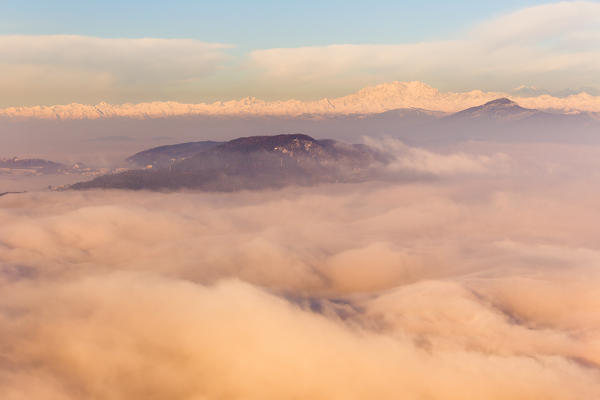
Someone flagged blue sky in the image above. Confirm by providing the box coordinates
[1,1,553,48]
[0,1,598,106]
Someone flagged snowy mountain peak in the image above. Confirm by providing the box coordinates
[1,82,600,120]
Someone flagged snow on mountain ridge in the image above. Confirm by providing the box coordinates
[2,81,600,120]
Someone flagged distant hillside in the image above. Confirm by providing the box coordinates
[446,98,539,121]
[71,134,391,191]
[0,157,66,174]
[127,140,223,168]
[0,157,113,180]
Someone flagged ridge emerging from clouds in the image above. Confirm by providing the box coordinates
[2,81,600,120]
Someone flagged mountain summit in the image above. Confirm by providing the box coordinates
[449,97,538,120]
[482,98,517,107]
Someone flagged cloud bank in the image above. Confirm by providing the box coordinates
[1,142,600,399]
[0,35,231,106]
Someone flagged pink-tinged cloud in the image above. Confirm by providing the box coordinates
[0,35,232,106]
[2,147,600,399]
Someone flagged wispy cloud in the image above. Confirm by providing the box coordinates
[0,35,232,105]
[249,1,600,93]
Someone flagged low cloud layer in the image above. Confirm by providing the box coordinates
[366,137,511,176]
[1,142,600,399]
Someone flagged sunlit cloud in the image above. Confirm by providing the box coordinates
[0,35,232,106]
[2,141,600,398]
[250,1,600,93]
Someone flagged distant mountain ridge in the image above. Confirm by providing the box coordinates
[71,134,391,191]
[127,141,223,168]
[0,157,82,175]
[3,81,600,120]
[0,157,114,177]
[0,157,65,174]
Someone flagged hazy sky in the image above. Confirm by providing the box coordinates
[1,1,599,106]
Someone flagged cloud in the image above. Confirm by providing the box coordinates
[0,35,231,106]
[4,275,599,400]
[1,142,600,398]
[473,1,600,45]
[366,137,511,176]
[249,1,600,93]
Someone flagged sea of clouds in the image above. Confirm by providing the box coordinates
[1,142,600,399]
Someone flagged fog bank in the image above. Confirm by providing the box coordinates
[1,144,600,398]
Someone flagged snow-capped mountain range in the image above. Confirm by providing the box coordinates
[3,81,600,120]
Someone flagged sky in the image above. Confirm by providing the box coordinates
[0,0,599,106]
[1,1,552,47]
